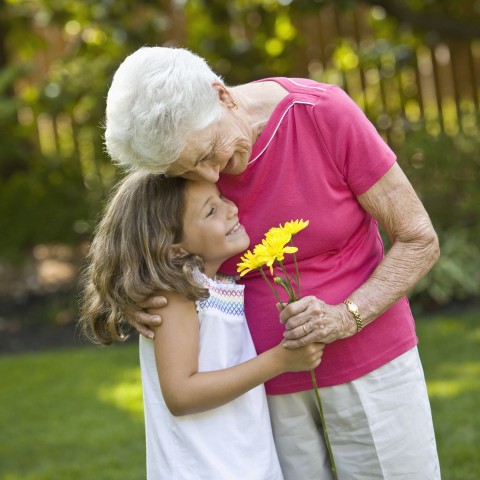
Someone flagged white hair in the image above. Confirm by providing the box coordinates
[104,47,224,172]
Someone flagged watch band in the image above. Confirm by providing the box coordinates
[343,300,363,333]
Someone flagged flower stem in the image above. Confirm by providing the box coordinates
[273,276,294,303]
[278,262,297,302]
[311,370,337,479]
[259,268,282,304]
[291,243,302,298]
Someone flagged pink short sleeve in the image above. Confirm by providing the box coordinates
[312,86,396,196]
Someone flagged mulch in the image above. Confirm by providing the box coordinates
[0,244,91,355]
[0,289,86,355]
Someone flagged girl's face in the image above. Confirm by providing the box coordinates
[179,180,250,278]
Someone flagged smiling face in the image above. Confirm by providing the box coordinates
[165,109,253,183]
[179,180,250,277]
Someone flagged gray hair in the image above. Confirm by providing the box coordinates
[104,47,224,172]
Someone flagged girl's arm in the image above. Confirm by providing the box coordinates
[150,291,323,416]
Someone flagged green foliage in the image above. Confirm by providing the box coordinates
[0,0,479,307]
[0,0,174,260]
[183,1,303,83]
[398,131,480,306]
[0,165,88,261]
[412,230,480,306]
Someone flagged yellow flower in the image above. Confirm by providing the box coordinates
[250,243,269,271]
[265,226,289,244]
[282,219,309,236]
[237,249,266,277]
[235,218,332,475]
[258,228,298,274]
[236,219,309,277]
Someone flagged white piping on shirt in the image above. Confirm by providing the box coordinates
[248,101,315,166]
[286,78,327,92]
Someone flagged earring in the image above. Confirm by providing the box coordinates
[231,101,238,110]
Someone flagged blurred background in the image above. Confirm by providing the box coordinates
[0,1,479,479]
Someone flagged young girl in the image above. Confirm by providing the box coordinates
[80,171,324,480]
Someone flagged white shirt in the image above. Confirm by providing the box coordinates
[139,273,283,479]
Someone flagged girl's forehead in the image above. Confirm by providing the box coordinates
[182,181,219,221]
[186,179,220,198]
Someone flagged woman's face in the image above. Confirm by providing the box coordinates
[165,111,253,183]
[179,180,249,278]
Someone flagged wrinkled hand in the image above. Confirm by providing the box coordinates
[125,295,167,339]
[279,296,356,349]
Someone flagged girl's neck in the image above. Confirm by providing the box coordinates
[203,263,220,279]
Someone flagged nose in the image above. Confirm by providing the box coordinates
[199,164,220,183]
[225,198,239,218]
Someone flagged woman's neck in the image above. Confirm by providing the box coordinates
[232,81,288,140]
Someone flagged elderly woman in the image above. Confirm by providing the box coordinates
[105,46,441,479]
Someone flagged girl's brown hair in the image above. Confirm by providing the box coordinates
[79,171,208,345]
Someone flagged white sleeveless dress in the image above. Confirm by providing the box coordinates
[139,272,284,479]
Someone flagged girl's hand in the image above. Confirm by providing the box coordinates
[125,294,168,339]
[275,341,325,372]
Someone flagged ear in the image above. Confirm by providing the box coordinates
[170,243,189,258]
[212,81,236,109]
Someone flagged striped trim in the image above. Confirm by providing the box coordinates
[196,272,245,317]
[197,288,244,317]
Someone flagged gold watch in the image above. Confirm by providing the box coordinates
[343,300,363,333]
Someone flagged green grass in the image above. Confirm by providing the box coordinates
[416,309,480,480]
[0,343,146,480]
[1,309,479,480]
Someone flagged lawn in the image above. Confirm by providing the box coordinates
[416,309,480,479]
[0,343,146,480]
[0,309,479,480]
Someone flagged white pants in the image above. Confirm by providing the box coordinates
[267,347,441,479]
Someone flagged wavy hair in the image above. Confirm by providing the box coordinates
[79,172,208,346]
[105,46,224,173]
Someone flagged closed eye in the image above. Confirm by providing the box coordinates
[196,148,214,167]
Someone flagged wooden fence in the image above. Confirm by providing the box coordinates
[30,1,480,184]
[294,2,480,146]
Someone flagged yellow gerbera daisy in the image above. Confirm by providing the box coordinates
[259,229,298,274]
[265,226,285,239]
[282,219,309,236]
[237,249,266,277]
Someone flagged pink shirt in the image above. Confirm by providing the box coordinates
[218,78,417,395]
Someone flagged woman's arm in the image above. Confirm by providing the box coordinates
[281,162,440,346]
[348,162,439,323]
[151,290,324,416]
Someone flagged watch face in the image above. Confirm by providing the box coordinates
[347,302,358,313]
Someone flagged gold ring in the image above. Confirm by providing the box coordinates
[302,323,308,335]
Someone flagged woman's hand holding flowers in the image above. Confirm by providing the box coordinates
[237,219,357,349]
[279,296,357,349]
